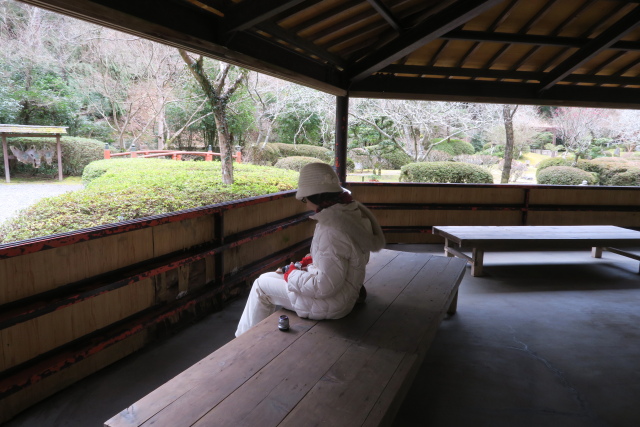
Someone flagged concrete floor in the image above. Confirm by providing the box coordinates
[4,245,640,427]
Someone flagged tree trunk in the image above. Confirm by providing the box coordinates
[213,109,234,184]
[501,105,517,184]
[179,49,245,185]
[157,108,165,150]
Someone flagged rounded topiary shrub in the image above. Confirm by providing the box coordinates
[244,143,282,165]
[274,156,326,171]
[430,139,475,156]
[608,168,640,186]
[244,143,332,166]
[400,162,494,183]
[581,158,639,185]
[378,148,412,169]
[535,157,571,176]
[271,143,333,162]
[537,166,597,185]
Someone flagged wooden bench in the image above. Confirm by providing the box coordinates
[104,249,467,427]
[433,225,640,277]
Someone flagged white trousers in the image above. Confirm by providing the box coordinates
[235,272,295,337]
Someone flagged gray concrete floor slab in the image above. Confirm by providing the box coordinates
[4,245,640,427]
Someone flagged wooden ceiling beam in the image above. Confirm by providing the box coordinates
[348,0,504,83]
[456,0,518,68]
[366,0,403,32]
[225,0,308,33]
[257,21,347,68]
[350,75,640,109]
[538,5,640,92]
[520,0,555,34]
[443,30,640,51]
[287,0,362,35]
[382,64,640,85]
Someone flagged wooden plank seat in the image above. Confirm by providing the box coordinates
[104,249,467,427]
[433,225,640,277]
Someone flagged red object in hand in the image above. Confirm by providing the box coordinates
[283,263,298,282]
[300,255,313,267]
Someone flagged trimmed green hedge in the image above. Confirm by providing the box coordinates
[535,157,570,176]
[0,136,104,177]
[608,168,640,186]
[400,161,494,183]
[430,139,475,156]
[0,159,299,244]
[245,143,332,165]
[274,156,325,171]
[575,158,640,186]
[537,166,597,185]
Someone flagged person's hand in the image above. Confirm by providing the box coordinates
[283,263,298,282]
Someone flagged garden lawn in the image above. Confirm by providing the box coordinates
[0,159,299,244]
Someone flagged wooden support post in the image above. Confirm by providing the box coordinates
[447,290,459,315]
[444,239,454,257]
[56,134,63,181]
[104,144,111,159]
[471,247,484,277]
[2,134,9,183]
[235,150,242,163]
[335,95,348,183]
[591,247,603,258]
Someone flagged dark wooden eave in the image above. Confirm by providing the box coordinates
[17,0,640,108]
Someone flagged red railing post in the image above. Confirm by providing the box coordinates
[235,150,242,163]
[104,144,111,159]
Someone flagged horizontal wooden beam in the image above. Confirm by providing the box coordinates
[350,75,640,109]
[443,29,640,52]
[381,64,640,86]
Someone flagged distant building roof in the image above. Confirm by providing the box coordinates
[0,124,68,135]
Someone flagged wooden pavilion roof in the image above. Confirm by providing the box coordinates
[19,0,640,108]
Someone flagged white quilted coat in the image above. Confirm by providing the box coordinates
[285,201,385,320]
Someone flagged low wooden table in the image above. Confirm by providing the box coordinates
[433,225,640,277]
[104,250,467,427]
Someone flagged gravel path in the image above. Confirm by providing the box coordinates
[0,183,84,224]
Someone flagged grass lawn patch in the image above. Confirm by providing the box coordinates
[0,159,299,244]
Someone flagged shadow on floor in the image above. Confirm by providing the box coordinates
[5,246,640,427]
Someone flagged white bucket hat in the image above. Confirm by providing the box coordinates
[296,163,345,200]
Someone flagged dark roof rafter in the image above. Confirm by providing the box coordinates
[538,4,640,91]
[225,0,308,33]
[348,0,504,83]
[366,0,403,32]
[443,30,640,51]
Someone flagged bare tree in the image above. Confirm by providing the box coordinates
[179,50,248,184]
[610,109,640,154]
[553,107,611,164]
[350,99,500,161]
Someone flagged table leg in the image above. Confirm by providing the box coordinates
[591,247,603,258]
[471,248,484,277]
[444,239,454,257]
[447,290,459,315]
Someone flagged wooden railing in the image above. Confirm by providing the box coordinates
[1,182,639,422]
[104,147,242,162]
